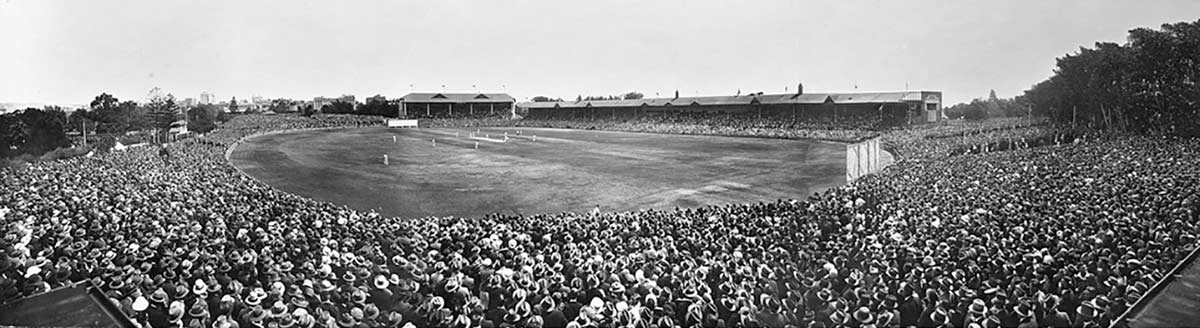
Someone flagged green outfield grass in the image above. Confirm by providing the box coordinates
[229,127,846,219]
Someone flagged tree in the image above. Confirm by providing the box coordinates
[90,93,120,112]
[187,104,220,133]
[120,101,149,132]
[67,108,91,133]
[89,93,123,132]
[943,92,1031,120]
[583,95,624,101]
[355,95,398,117]
[229,97,240,113]
[988,89,998,102]
[1023,18,1200,134]
[85,92,155,133]
[145,88,182,135]
[944,99,990,120]
[0,114,29,158]
[531,96,562,102]
[623,92,644,100]
[269,99,298,113]
[320,101,354,114]
[0,108,70,158]
[19,108,70,154]
[962,102,989,120]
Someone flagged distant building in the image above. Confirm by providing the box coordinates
[518,90,943,127]
[399,93,516,118]
[199,92,215,105]
[365,95,388,104]
[314,95,356,111]
[180,98,197,108]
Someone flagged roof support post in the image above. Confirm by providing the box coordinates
[878,103,886,126]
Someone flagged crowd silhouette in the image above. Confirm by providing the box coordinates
[1,114,1197,328]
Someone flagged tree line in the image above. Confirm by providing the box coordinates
[527,92,645,103]
[0,107,71,159]
[315,96,399,117]
[944,90,1030,121]
[72,90,188,135]
[581,92,644,102]
[1022,19,1200,135]
[1,89,192,160]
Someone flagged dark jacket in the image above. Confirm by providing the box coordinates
[543,310,568,328]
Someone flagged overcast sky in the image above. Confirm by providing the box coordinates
[2,0,1197,105]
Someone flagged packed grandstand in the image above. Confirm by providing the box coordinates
[1,111,1196,328]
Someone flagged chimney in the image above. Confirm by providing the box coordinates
[674,90,679,99]
[797,83,804,95]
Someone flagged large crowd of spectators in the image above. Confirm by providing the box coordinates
[427,115,1064,162]
[2,113,1198,328]
[427,113,883,144]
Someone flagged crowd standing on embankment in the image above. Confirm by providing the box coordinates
[1,113,1197,328]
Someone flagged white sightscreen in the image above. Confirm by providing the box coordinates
[847,138,882,182]
[387,119,419,128]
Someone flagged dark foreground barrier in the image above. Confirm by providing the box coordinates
[0,281,135,328]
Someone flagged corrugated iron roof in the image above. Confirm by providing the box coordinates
[592,99,648,108]
[519,102,561,109]
[402,93,515,103]
[828,92,911,104]
[770,93,834,104]
[517,91,932,109]
[641,98,672,106]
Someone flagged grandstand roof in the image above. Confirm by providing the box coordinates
[519,101,561,109]
[829,92,912,104]
[517,91,932,109]
[591,99,649,108]
[401,93,515,103]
